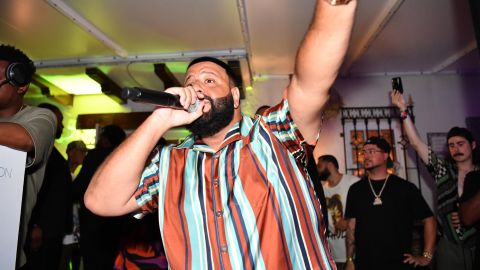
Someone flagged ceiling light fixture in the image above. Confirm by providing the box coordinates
[35,49,247,69]
[41,74,102,95]
[31,74,74,105]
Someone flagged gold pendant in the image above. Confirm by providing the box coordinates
[373,197,382,205]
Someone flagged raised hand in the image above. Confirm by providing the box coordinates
[390,90,407,111]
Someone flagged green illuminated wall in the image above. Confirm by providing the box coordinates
[25,94,130,157]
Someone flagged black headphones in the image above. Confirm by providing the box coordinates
[5,62,30,87]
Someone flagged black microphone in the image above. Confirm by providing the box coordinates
[122,87,198,112]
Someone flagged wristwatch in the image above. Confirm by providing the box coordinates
[422,251,433,260]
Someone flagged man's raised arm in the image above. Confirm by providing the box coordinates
[288,0,357,143]
[391,91,429,163]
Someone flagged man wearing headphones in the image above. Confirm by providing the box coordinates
[0,44,57,269]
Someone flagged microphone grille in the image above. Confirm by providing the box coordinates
[188,99,200,113]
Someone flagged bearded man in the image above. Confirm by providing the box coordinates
[84,0,357,268]
[345,137,436,270]
[317,154,359,268]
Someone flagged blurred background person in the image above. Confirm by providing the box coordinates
[317,154,359,269]
[73,125,126,270]
[27,103,72,270]
[114,137,168,270]
[459,170,480,270]
[58,140,87,270]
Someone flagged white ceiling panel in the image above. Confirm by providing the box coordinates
[64,0,244,54]
[348,0,478,75]
[0,0,478,101]
[246,0,316,75]
[0,0,114,60]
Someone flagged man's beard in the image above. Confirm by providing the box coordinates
[186,93,234,138]
[318,169,331,181]
[364,160,381,171]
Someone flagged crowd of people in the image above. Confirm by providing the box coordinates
[1,0,479,269]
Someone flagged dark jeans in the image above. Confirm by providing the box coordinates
[26,236,63,270]
[58,243,81,270]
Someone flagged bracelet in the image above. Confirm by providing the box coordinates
[422,251,433,260]
[400,110,409,120]
[346,256,354,262]
[326,0,351,6]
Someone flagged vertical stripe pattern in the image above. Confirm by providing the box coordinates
[134,98,335,269]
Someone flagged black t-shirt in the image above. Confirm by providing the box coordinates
[458,170,480,269]
[345,174,433,270]
[459,170,480,204]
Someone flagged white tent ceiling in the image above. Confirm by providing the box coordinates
[1,0,479,101]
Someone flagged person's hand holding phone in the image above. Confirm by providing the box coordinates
[391,77,403,93]
[391,89,407,111]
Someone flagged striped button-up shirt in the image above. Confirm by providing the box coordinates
[427,147,478,244]
[135,98,334,269]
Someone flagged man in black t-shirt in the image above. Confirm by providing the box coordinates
[344,137,436,270]
[459,170,480,269]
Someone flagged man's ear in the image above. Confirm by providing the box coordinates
[17,84,29,96]
[325,162,332,172]
[472,141,476,150]
[231,87,240,109]
[383,152,389,162]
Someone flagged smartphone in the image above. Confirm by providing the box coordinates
[391,77,403,93]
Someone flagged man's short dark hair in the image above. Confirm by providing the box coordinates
[318,155,339,169]
[0,44,36,84]
[187,57,238,87]
[447,127,474,144]
[67,140,87,153]
[101,125,126,148]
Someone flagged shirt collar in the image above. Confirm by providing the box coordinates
[175,115,254,153]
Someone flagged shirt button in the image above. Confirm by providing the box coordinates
[213,179,220,187]
[216,210,223,217]
[213,153,219,159]
[220,245,228,253]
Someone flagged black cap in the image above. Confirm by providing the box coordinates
[364,136,391,153]
[67,140,87,152]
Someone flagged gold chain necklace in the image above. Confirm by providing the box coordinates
[368,174,390,206]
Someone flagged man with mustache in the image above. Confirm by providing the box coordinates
[392,90,480,270]
[84,0,357,268]
[344,137,436,270]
